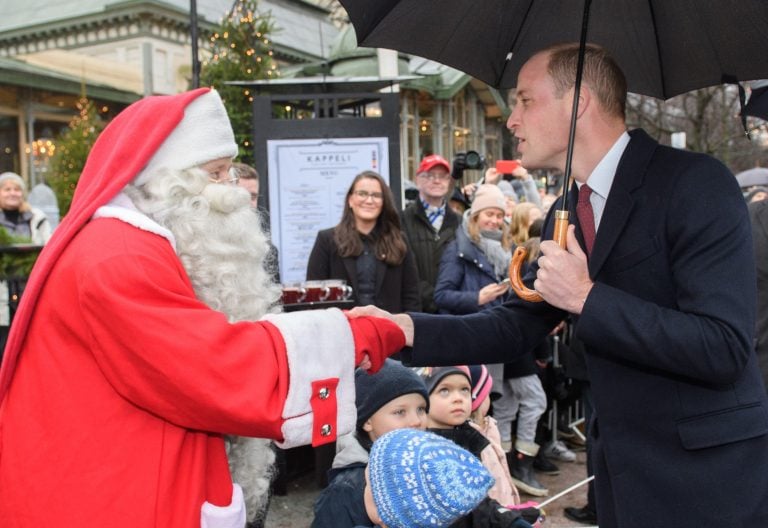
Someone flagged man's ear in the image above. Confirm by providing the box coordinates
[575,86,591,119]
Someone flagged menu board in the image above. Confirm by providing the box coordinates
[267,137,390,283]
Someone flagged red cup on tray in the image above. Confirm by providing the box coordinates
[281,284,306,305]
[324,279,353,301]
[303,280,330,303]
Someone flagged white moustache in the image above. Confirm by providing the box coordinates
[201,182,251,213]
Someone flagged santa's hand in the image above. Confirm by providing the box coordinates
[534,225,593,314]
[348,306,414,347]
[348,305,391,319]
[345,307,409,373]
[357,355,372,371]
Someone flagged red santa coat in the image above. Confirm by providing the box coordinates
[0,88,404,526]
[0,212,385,526]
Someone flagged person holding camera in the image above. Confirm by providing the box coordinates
[401,154,461,314]
[463,163,542,209]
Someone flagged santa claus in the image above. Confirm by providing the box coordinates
[0,88,404,527]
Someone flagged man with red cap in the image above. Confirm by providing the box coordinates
[0,88,405,527]
[401,154,461,313]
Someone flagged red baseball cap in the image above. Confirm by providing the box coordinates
[417,154,451,174]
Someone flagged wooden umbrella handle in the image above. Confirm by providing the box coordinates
[508,211,569,302]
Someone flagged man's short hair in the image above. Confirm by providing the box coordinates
[233,162,259,180]
[545,43,627,119]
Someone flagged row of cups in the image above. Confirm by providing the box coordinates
[281,279,354,305]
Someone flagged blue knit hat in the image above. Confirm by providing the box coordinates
[356,359,429,429]
[368,428,493,528]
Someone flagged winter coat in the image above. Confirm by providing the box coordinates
[434,226,508,315]
[749,199,768,390]
[434,228,541,378]
[312,433,372,528]
[0,206,52,245]
[400,201,460,313]
[306,228,420,313]
[0,206,51,326]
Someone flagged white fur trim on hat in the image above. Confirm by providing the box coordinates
[135,90,238,186]
[470,184,507,216]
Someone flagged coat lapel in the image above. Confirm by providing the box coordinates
[342,257,358,293]
[588,130,656,277]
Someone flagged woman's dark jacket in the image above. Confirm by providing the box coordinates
[306,227,420,313]
[434,227,508,315]
[434,228,543,378]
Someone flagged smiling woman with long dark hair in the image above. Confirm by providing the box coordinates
[307,171,420,313]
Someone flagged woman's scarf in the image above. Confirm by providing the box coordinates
[462,212,511,280]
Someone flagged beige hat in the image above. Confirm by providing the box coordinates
[470,184,506,216]
[135,90,238,185]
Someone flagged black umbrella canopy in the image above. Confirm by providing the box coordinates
[339,0,768,99]
[744,86,768,121]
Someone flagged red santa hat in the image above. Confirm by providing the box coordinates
[0,87,233,401]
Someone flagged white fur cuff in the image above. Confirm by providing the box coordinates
[200,483,246,528]
[262,308,355,448]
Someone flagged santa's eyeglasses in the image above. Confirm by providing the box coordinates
[208,168,240,186]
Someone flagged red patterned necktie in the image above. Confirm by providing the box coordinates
[576,184,596,256]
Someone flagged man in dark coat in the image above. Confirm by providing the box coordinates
[749,199,768,390]
[353,43,768,527]
[400,154,461,313]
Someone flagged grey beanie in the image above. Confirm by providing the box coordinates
[355,359,429,429]
[0,172,26,193]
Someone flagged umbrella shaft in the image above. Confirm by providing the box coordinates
[561,0,593,211]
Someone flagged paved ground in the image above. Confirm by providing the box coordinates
[265,441,595,528]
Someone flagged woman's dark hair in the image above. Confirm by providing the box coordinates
[333,171,408,266]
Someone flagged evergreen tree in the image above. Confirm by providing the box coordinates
[48,97,106,216]
[200,0,279,166]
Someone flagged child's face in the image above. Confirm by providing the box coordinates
[363,466,387,527]
[363,392,428,441]
[427,374,472,428]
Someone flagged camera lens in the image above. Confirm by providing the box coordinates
[465,151,482,169]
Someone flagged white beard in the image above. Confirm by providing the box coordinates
[126,167,282,523]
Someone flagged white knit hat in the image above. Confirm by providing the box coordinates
[470,184,507,216]
[0,172,26,193]
[134,90,238,185]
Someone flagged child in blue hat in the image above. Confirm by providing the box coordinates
[312,359,429,527]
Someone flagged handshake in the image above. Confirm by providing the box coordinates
[347,306,414,372]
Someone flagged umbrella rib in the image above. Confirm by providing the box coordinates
[495,0,535,87]
[648,0,667,98]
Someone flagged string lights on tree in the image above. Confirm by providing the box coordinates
[49,97,107,215]
[200,0,279,166]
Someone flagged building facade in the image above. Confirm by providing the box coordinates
[0,0,509,188]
